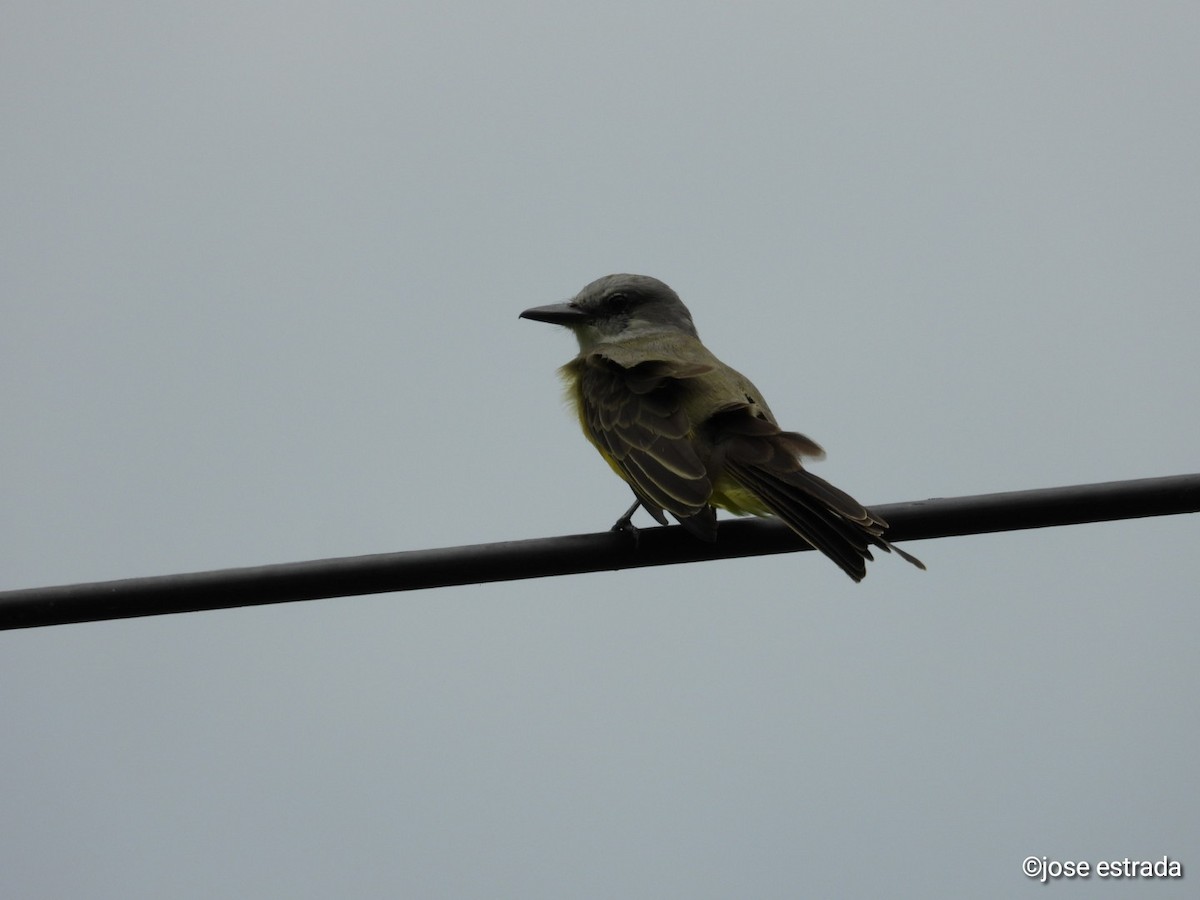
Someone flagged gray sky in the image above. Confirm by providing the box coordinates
[3,2,1198,897]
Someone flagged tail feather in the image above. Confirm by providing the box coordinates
[726,460,924,581]
[727,461,874,581]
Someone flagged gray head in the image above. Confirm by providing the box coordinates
[519,274,699,351]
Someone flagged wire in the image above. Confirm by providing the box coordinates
[2,473,1198,630]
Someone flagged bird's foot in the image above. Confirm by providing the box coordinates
[610,500,643,548]
[610,514,641,548]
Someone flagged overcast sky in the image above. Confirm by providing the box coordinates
[3,2,1198,897]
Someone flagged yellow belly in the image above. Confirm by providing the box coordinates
[709,475,771,517]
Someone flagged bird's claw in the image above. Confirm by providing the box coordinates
[610,498,644,547]
[610,515,641,548]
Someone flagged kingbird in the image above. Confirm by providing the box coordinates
[520,274,924,581]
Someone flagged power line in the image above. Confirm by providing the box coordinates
[2,473,1197,631]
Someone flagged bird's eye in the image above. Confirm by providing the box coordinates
[607,291,630,312]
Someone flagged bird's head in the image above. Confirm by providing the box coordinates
[520,274,699,352]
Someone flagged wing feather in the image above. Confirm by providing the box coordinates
[576,349,714,522]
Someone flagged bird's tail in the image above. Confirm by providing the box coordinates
[724,458,924,583]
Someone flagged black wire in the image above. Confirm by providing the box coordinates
[2,473,1198,631]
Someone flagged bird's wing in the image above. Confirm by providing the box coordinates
[570,345,716,526]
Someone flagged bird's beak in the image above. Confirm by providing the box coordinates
[519,301,589,326]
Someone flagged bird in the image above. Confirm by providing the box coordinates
[519,274,924,581]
